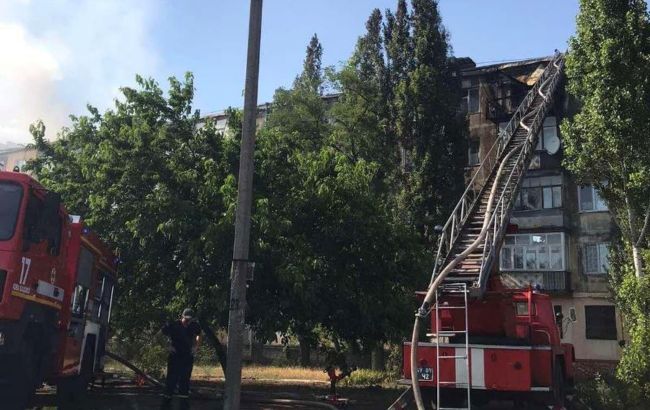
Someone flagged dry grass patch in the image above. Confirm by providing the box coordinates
[192,365,328,382]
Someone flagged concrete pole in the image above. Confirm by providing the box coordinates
[224,1,263,409]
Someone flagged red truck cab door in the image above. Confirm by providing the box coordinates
[16,190,65,304]
[61,246,96,375]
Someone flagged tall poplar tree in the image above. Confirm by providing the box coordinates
[562,0,650,395]
[562,0,650,277]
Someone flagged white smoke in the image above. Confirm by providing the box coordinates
[0,0,159,144]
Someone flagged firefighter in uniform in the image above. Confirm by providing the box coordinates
[162,308,201,399]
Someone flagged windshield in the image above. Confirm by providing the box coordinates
[0,182,23,241]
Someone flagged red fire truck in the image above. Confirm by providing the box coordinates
[394,53,572,409]
[0,170,117,408]
[400,281,574,409]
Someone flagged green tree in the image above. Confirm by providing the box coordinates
[295,34,324,94]
[28,74,237,370]
[405,0,466,241]
[562,0,650,399]
[330,9,396,178]
[562,0,650,277]
[248,33,426,365]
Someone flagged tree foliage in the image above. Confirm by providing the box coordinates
[562,0,650,398]
[248,33,427,356]
[562,0,650,277]
[29,74,239,349]
[26,0,466,366]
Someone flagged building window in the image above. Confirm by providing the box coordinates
[584,243,610,274]
[579,185,607,211]
[461,78,480,113]
[585,305,617,340]
[500,233,565,271]
[514,175,562,211]
[468,141,480,166]
[535,117,559,153]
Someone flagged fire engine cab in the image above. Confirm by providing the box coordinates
[0,170,117,408]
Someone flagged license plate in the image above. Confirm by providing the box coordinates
[417,367,433,381]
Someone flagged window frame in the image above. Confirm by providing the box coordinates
[535,116,559,152]
[500,232,566,272]
[513,176,563,211]
[578,184,608,212]
[461,86,480,114]
[585,305,617,340]
[468,140,480,166]
[584,242,610,275]
[0,181,23,241]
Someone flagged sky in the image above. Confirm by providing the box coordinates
[0,0,580,144]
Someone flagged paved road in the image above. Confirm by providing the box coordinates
[32,388,336,410]
[30,382,560,409]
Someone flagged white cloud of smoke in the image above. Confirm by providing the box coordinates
[0,0,159,144]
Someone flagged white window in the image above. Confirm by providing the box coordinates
[461,79,480,114]
[514,175,562,211]
[500,233,565,271]
[468,141,480,166]
[536,117,559,152]
[578,185,607,211]
[584,243,610,274]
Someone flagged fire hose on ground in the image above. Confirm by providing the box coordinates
[104,351,338,409]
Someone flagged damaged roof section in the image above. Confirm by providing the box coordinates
[461,56,553,86]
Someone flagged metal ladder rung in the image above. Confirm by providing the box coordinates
[439,289,469,294]
[426,330,466,337]
[435,282,471,410]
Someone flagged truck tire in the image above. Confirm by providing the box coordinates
[57,342,94,407]
[2,339,40,410]
[552,359,566,408]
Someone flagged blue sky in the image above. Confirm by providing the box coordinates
[0,0,579,143]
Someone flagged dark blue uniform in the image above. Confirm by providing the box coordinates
[162,320,201,396]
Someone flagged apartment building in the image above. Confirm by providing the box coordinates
[0,145,37,173]
[460,57,621,374]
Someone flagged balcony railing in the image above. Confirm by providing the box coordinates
[499,271,569,292]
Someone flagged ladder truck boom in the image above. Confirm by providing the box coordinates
[399,52,574,410]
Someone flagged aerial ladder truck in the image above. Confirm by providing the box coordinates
[392,52,574,410]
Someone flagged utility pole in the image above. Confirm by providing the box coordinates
[224,1,263,409]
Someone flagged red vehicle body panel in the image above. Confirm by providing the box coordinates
[0,171,117,387]
[404,284,573,396]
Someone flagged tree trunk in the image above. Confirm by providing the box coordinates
[371,344,385,371]
[298,336,311,367]
[632,245,644,278]
[199,321,227,375]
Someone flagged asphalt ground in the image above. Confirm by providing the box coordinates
[27,377,565,409]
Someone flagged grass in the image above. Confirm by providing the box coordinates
[105,359,330,382]
[105,359,394,387]
[192,364,329,382]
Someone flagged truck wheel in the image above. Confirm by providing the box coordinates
[57,343,94,407]
[552,359,566,407]
[2,339,40,410]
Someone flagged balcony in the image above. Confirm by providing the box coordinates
[498,271,570,293]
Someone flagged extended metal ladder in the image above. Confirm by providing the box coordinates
[434,283,470,410]
[430,52,565,295]
[402,53,566,410]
